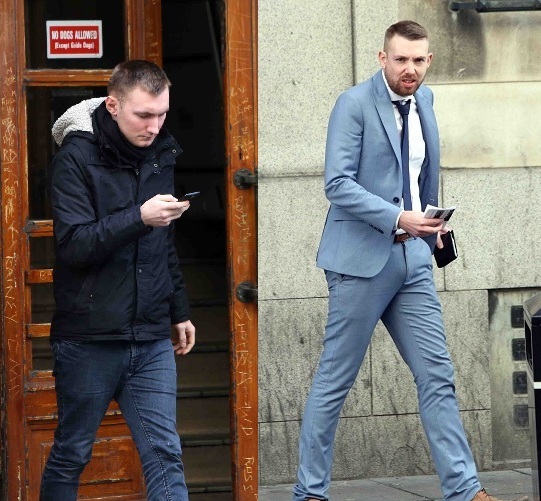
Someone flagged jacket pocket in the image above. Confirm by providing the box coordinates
[72,269,97,310]
[331,207,359,222]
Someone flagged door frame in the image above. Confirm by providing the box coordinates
[0,0,258,499]
[0,0,26,499]
[223,1,259,499]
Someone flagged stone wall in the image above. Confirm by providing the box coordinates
[258,0,541,486]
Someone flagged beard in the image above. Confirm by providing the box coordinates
[386,71,424,97]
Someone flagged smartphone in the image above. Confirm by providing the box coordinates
[178,191,200,202]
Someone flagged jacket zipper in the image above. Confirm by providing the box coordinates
[131,166,140,339]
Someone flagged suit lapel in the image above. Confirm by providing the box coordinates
[415,90,438,170]
[415,89,439,208]
[372,72,402,165]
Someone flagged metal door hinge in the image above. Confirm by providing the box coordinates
[236,281,258,303]
[234,168,258,190]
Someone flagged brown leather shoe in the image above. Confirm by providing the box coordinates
[471,488,529,501]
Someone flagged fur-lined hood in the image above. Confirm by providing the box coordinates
[51,97,105,146]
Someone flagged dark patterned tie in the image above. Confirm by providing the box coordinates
[392,100,412,210]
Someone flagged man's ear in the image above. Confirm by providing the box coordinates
[105,96,119,118]
[378,50,387,68]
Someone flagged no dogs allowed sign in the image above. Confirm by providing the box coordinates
[46,20,103,59]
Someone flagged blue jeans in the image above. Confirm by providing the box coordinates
[293,238,481,501]
[40,339,188,501]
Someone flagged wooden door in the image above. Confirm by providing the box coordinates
[0,0,258,500]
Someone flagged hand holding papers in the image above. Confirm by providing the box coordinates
[423,204,456,228]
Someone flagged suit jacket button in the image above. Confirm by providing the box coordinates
[393,197,399,203]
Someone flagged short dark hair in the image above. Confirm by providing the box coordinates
[108,60,171,103]
[384,20,428,50]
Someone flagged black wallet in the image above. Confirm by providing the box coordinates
[434,230,458,268]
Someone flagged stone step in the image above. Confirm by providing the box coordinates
[177,394,230,438]
[189,492,232,501]
[183,443,231,490]
[176,349,230,391]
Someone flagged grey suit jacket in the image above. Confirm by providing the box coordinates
[316,70,440,278]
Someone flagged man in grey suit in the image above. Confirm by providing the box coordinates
[292,21,520,501]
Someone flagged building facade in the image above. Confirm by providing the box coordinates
[1,0,540,499]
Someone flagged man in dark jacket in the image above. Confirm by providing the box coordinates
[40,60,195,501]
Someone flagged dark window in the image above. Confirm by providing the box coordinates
[25,0,124,69]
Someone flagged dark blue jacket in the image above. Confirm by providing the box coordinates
[50,108,189,341]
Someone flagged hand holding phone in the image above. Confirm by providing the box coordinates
[141,193,192,227]
[178,191,200,202]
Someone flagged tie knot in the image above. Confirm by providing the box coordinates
[393,99,411,116]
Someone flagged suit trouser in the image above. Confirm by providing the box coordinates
[293,238,481,501]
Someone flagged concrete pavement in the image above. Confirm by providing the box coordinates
[259,468,534,501]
